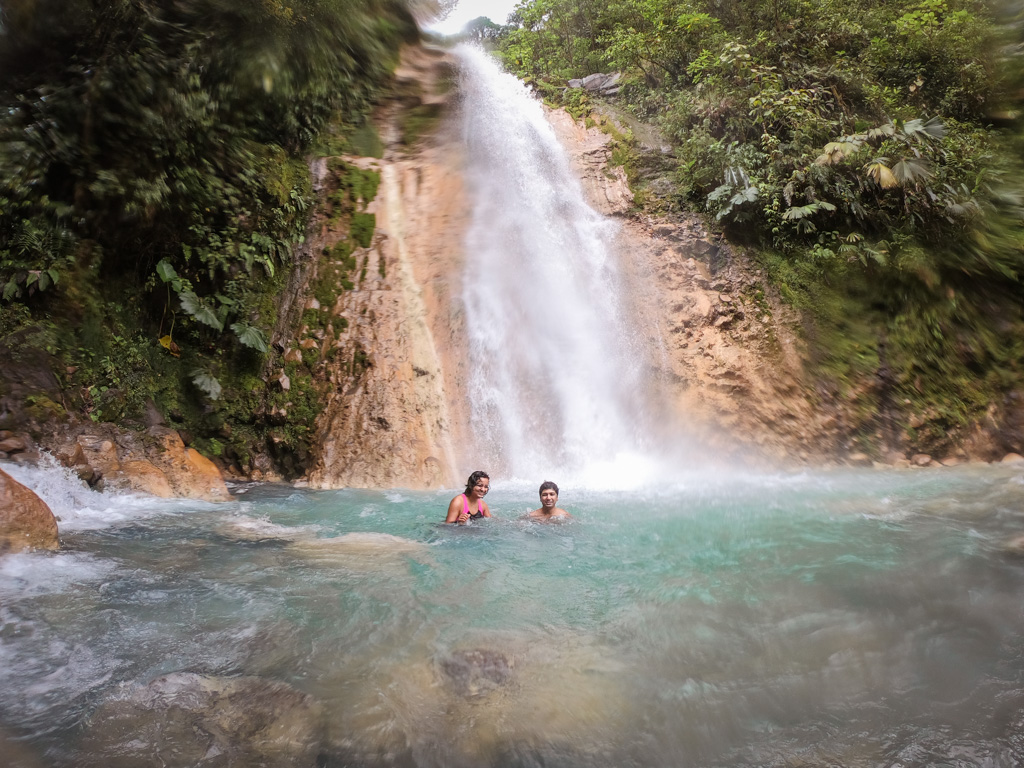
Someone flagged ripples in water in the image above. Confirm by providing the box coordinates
[2,464,1024,766]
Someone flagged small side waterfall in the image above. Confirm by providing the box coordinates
[457,45,653,485]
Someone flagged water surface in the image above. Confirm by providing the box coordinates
[4,462,1024,766]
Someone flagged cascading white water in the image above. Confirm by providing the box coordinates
[457,45,653,485]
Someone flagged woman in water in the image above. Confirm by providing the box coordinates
[526,480,572,521]
[445,470,492,524]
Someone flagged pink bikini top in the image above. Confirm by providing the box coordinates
[461,494,484,519]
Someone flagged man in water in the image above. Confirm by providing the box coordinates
[527,481,572,521]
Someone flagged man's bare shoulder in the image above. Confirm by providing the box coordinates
[525,507,572,521]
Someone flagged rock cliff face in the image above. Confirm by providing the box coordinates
[3,49,1020,495]
[545,108,1024,466]
[302,46,470,489]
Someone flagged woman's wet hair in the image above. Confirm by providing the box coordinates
[539,480,559,496]
[465,470,490,495]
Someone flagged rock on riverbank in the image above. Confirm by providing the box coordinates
[0,467,59,553]
[3,423,230,502]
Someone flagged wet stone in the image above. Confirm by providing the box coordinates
[79,671,324,768]
[438,649,514,698]
[0,435,29,453]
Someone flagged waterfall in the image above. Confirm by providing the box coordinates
[457,45,654,486]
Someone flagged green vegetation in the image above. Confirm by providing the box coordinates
[496,0,1024,452]
[0,0,415,474]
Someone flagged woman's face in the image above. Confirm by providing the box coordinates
[539,488,558,508]
[472,478,490,497]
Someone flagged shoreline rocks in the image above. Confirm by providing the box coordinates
[0,467,59,553]
[27,422,232,503]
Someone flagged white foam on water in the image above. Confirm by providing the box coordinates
[0,549,118,599]
[0,631,118,719]
[2,456,225,531]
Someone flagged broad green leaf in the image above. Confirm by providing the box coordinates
[903,116,947,141]
[231,322,270,354]
[179,291,225,331]
[707,184,734,202]
[865,123,896,142]
[891,157,932,185]
[156,259,177,283]
[730,186,759,205]
[782,204,816,220]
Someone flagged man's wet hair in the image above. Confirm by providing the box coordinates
[539,480,558,496]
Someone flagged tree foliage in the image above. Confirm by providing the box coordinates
[0,0,414,338]
[0,0,416,470]
[0,0,415,333]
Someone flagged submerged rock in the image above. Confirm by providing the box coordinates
[0,467,59,553]
[286,532,432,569]
[1002,534,1024,556]
[438,648,514,698]
[0,724,47,768]
[80,672,324,768]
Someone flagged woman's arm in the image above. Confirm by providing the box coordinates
[481,501,492,518]
[445,496,468,524]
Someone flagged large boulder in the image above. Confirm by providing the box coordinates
[47,425,231,501]
[182,448,232,501]
[0,467,59,553]
[114,459,174,498]
[144,427,231,501]
[75,435,122,480]
[567,72,622,96]
[80,672,325,768]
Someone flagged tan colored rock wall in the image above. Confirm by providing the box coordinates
[305,46,469,489]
